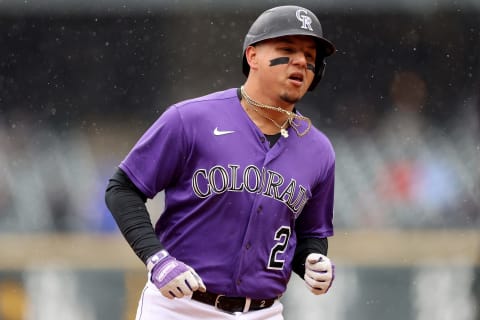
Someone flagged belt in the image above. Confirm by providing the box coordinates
[191,291,276,314]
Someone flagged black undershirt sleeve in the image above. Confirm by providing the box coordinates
[292,237,328,278]
[104,167,164,264]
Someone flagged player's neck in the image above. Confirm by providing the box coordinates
[241,83,295,113]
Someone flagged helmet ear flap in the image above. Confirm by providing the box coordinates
[309,58,326,91]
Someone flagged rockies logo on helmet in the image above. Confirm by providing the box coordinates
[296,9,314,31]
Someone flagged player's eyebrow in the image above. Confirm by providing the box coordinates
[273,36,316,50]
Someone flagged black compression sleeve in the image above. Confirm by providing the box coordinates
[104,168,164,264]
[292,237,328,278]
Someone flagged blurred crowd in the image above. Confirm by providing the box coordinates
[331,70,480,228]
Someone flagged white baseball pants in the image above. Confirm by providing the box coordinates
[135,280,284,320]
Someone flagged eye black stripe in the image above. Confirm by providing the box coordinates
[269,57,290,66]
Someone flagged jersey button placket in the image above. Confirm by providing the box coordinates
[233,196,262,291]
[259,136,270,150]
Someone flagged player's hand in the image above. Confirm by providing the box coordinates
[304,253,335,295]
[149,253,206,299]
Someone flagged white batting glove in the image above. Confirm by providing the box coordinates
[304,253,335,295]
[147,250,206,299]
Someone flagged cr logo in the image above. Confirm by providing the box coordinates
[295,9,313,31]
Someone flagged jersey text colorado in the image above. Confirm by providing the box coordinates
[192,164,309,214]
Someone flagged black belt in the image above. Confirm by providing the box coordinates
[191,291,276,314]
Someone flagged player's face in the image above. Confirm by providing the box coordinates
[253,35,317,105]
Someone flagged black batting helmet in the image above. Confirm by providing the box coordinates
[242,5,336,91]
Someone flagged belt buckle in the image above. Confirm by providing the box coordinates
[214,295,252,314]
[214,294,225,310]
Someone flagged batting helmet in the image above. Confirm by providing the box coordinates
[242,5,336,91]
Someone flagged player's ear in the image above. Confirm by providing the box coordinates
[245,45,259,71]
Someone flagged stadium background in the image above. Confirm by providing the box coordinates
[0,0,479,319]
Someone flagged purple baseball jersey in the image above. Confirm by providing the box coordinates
[119,88,335,299]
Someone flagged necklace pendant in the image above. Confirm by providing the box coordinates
[280,128,289,138]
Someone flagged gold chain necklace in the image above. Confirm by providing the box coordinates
[240,86,311,138]
[249,106,291,138]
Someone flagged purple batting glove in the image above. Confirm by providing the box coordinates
[147,250,206,299]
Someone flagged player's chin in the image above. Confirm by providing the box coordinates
[282,90,305,104]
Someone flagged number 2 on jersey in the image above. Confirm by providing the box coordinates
[268,226,291,270]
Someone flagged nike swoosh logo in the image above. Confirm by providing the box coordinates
[213,127,235,136]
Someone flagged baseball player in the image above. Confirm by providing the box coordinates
[105,5,336,319]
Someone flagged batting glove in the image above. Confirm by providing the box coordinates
[147,250,206,299]
[304,253,335,295]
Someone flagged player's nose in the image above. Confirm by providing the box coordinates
[290,52,309,68]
